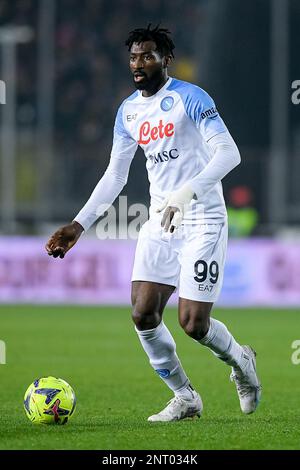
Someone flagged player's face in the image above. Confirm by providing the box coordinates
[129,41,167,93]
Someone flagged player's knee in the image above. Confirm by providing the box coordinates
[180,311,210,340]
[132,303,161,331]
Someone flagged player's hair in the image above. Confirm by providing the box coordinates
[125,24,175,58]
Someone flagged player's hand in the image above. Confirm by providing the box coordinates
[156,184,195,233]
[157,203,181,233]
[45,221,84,259]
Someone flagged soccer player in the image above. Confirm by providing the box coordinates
[46,25,261,422]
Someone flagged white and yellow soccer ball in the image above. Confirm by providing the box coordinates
[24,376,76,425]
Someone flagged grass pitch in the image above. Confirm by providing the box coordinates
[0,305,300,450]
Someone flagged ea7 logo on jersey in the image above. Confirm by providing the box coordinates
[127,113,137,121]
[201,106,218,120]
[138,120,174,145]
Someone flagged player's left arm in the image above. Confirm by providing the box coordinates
[188,130,241,199]
[158,91,240,232]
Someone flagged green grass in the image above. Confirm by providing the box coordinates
[0,305,300,450]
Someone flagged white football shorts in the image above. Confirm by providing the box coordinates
[131,216,228,303]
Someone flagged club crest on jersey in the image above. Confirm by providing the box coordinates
[160,96,174,112]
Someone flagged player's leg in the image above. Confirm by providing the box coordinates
[178,298,248,368]
[132,280,191,394]
[131,280,203,421]
[178,223,261,414]
[178,298,261,414]
[131,218,202,421]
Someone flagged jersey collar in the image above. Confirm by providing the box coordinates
[138,77,172,102]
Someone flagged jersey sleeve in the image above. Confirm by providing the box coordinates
[73,102,137,231]
[111,101,138,160]
[188,130,241,200]
[184,87,228,142]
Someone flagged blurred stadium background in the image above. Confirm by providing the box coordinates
[1,0,300,451]
[0,0,299,306]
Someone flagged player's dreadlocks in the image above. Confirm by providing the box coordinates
[125,24,175,58]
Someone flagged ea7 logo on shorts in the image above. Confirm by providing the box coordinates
[198,284,214,292]
[201,106,218,120]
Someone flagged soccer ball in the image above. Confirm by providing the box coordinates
[23,376,76,425]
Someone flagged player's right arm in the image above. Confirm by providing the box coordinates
[45,102,137,259]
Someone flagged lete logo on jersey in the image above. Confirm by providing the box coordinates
[138,120,174,145]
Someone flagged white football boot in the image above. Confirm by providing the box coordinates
[230,345,261,414]
[148,391,203,422]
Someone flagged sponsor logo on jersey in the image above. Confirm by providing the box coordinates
[126,113,138,122]
[138,119,174,145]
[160,95,174,111]
[148,148,179,164]
[201,106,218,120]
